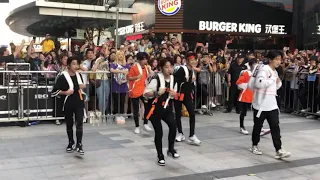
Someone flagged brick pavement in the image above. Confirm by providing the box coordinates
[0,111,319,180]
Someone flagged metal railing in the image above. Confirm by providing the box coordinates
[0,70,319,124]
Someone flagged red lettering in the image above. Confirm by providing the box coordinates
[174,0,178,5]
[169,1,174,7]
[161,4,166,10]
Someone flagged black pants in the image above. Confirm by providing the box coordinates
[174,96,196,137]
[112,93,126,114]
[228,83,240,112]
[239,102,250,128]
[252,109,282,151]
[197,84,209,107]
[150,110,176,157]
[131,96,148,127]
[65,106,84,145]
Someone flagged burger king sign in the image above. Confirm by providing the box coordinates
[158,0,181,16]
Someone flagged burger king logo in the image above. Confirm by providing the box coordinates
[158,0,181,16]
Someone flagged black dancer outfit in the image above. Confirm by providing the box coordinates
[173,65,201,145]
[52,71,85,155]
[144,73,179,166]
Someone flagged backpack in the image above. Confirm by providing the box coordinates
[247,64,273,91]
[247,64,264,91]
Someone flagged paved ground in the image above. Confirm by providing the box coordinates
[0,111,319,180]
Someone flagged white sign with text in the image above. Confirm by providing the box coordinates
[117,22,145,36]
[199,21,286,35]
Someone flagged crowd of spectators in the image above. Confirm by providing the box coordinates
[0,32,320,125]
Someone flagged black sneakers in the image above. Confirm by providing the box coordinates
[76,143,84,155]
[66,142,75,153]
[167,149,180,159]
[157,155,165,166]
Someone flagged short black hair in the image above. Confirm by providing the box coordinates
[67,56,80,66]
[86,48,94,55]
[266,50,282,60]
[159,57,173,70]
[136,52,148,61]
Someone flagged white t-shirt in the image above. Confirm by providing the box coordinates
[81,59,92,85]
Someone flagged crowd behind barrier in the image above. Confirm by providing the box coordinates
[2,35,320,125]
[0,70,319,124]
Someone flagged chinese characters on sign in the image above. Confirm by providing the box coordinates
[265,24,286,35]
[117,22,145,36]
[199,21,287,35]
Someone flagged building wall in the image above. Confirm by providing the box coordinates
[254,0,292,11]
[300,0,320,48]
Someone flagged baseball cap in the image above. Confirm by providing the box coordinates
[238,53,246,59]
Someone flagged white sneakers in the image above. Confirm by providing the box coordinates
[260,128,271,136]
[250,146,291,159]
[176,133,201,146]
[240,128,269,136]
[134,127,140,134]
[240,128,249,135]
[144,124,153,132]
[275,149,291,159]
[250,146,263,155]
[134,124,153,134]
[175,133,186,142]
[188,135,201,146]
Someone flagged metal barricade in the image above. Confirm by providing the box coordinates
[192,69,227,115]
[281,71,320,119]
[80,70,132,125]
[0,70,133,124]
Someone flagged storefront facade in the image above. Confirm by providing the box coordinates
[121,0,293,50]
[295,0,320,49]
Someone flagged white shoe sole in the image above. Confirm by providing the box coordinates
[175,138,185,142]
[187,140,201,146]
[158,162,165,166]
[275,153,291,159]
[241,131,249,135]
[77,151,84,155]
[250,148,262,155]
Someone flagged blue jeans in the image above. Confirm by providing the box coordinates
[96,80,110,114]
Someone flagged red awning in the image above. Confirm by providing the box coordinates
[126,34,143,41]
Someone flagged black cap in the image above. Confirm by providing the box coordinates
[310,56,318,61]
[238,53,246,59]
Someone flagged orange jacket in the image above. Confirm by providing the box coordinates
[236,70,253,103]
[127,64,147,98]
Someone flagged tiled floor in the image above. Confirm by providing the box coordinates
[0,111,318,180]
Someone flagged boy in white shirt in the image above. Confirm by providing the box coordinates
[249,50,291,159]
